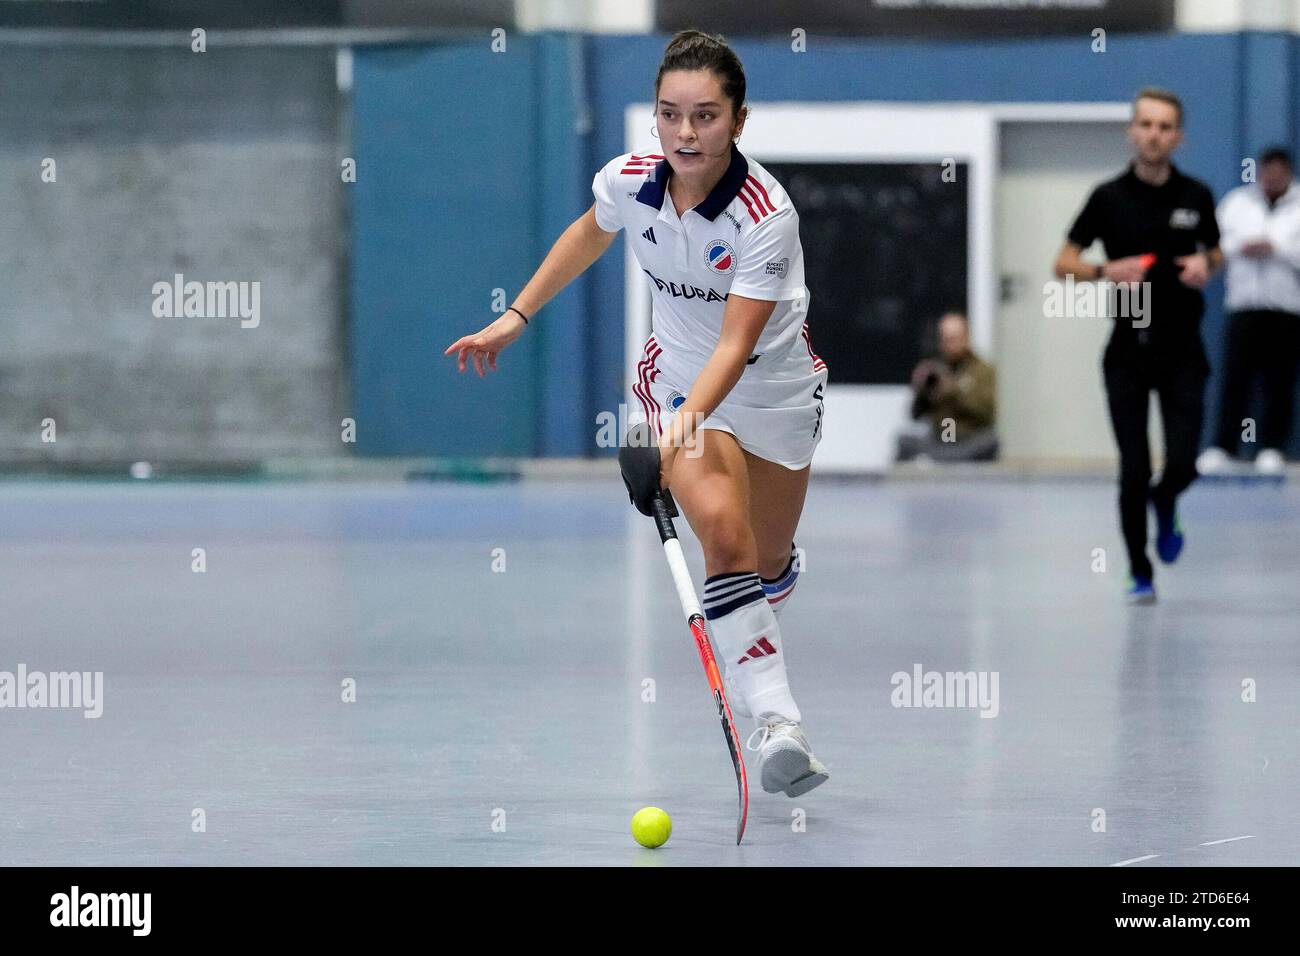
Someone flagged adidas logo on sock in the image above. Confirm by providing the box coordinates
[737,636,778,665]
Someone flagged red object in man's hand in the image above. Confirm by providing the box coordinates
[1138,253,1157,271]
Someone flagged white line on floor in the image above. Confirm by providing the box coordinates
[1198,835,1254,847]
[1110,854,1160,867]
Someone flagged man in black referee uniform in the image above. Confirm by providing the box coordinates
[1054,87,1223,603]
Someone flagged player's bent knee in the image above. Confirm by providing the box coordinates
[693,508,756,572]
[706,526,756,572]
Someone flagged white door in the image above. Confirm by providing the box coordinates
[996,120,1156,466]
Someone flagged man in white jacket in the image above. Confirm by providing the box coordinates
[1200,147,1300,474]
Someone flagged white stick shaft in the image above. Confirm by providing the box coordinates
[661,537,703,619]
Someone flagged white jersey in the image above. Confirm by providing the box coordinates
[592,145,822,384]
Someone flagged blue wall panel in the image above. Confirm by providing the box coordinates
[352,34,595,457]
[351,40,543,456]
[349,30,1300,457]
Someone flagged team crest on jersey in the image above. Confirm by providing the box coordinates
[704,239,737,275]
[666,389,687,411]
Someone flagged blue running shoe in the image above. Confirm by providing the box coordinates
[1126,576,1157,604]
[1154,507,1184,564]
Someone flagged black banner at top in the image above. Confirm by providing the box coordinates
[658,0,1175,38]
[0,0,512,30]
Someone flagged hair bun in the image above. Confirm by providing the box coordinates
[666,29,724,54]
[655,30,746,117]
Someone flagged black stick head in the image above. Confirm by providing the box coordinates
[618,422,677,518]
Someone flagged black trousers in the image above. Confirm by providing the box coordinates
[1213,309,1300,453]
[1102,337,1209,580]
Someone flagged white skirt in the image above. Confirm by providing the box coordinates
[630,329,829,470]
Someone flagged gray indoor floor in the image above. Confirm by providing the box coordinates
[1,476,1296,866]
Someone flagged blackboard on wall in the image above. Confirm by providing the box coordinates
[761,161,968,385]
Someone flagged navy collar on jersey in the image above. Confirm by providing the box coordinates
[635,143,750,222]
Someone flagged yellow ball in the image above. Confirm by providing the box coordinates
[631,807,672,848]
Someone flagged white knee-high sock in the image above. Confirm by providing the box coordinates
[703,571,801,724]
[760,543,800,623]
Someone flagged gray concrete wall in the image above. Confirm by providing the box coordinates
[0,45,346,466]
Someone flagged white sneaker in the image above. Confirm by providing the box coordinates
[746,718,829,797]
[1196,447,1231,474]
[1255,448,1285,475]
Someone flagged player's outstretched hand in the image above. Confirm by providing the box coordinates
[443,311,527,376]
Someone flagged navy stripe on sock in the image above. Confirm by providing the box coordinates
[760,557,794,586]
[703,585,765,621]
[704,571,757,590]
[760,543,797,585]
[703,576,762,603]
[705,574,759,593]
[704,591,762,615]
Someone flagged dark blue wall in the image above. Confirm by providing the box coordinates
[351,30,1300,457]
[351,34,591,456]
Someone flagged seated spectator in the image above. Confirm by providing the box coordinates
[898,312,999,463]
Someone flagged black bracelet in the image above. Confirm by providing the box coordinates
[506,306,529,325]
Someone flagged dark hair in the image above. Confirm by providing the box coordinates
[654,30,747,120]
[1133,86,1184,127]
[1260,146,1293,167]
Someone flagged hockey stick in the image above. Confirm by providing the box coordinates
[619,423,750,845]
